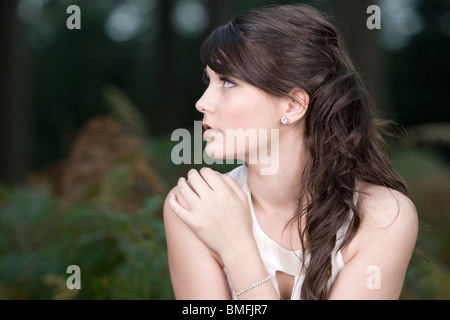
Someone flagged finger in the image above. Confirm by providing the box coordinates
[186,169,213,197]
[172,186,191,211]
[168,191,197,228]
[177,177,201,207]
[198,167,229,191]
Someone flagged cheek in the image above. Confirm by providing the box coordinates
[217,101,250,129]
[206,89,280,160]
[219,95,277,131]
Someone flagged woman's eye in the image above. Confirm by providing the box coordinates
[221,77,235,88]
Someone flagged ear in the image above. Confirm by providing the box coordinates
[283,88,309,125]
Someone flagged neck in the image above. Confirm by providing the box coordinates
[246,128,310,220]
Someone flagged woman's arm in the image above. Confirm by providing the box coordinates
[329,184,419,299]
[164,168,279,300]
[164,188,230,299]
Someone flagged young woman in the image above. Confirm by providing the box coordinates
[164,4,418,300]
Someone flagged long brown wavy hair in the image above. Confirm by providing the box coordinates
[200,4,407,300]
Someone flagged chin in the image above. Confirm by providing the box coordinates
[205,142,226,159]
[204,142,246,162]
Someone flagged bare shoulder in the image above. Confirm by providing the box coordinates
[330,182,419,299]
[163,186,180,223]
[357,181,418,231]
[162,183,225,266]
[163,186,197,244]
[343,181,419,262]
[162,187,182,233]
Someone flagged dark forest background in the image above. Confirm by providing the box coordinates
[0,0,449,299]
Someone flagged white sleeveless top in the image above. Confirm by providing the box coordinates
[224,165,354,300]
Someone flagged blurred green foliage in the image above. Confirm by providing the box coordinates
[0,179,172,299]
[391,143,450,299]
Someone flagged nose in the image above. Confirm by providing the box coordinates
[195,88,214,114]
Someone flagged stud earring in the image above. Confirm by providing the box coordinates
[281,116,288,125]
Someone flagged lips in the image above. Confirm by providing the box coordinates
[202,121,220,140]
[202,122,212,131]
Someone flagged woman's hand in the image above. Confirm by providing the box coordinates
[168,167,253,260]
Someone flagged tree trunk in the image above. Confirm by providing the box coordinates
[207,0,234,29]
[156,0,177,132]
[0,0,30,184]
[331,0,391,114]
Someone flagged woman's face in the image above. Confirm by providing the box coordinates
[196,66,283,162]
